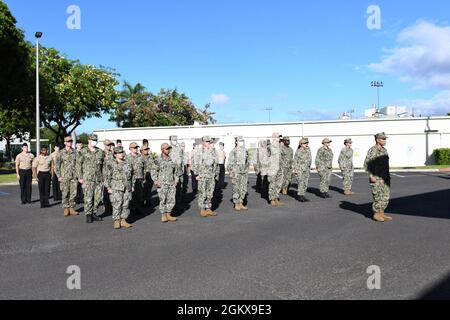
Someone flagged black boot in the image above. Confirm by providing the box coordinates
[86,215,93,223]
[319,193,327,199]
[92,213,103,222]
[325,193,332,198]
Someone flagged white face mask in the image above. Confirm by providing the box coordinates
[91,141,98,147]
[238,142,245,147]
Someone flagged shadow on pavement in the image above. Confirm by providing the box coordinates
[419,271,450,300]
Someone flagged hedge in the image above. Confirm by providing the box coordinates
[433,148,450,165]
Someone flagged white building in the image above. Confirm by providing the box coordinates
[94,116,450,168]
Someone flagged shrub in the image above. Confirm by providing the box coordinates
[433,148,450,165]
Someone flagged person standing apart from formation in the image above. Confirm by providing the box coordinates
[267,133,283,207]
[32,147,52,208]
[105,146,133,230]
[152,143,179,223]
[293,138,312,203]
[280,137,294,195]
[227,137,249,212]
[15,143,34,205]
[217,142,227,189]
[338,139,355,196]
[77,134,105,224]
[364,132,392,223]
[315,138,334,199]
[55,137,79,217]
[193,136,220,217]
[50,145,62,202]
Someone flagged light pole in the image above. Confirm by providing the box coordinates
[371,81,384,112]
[264,107,273,123]
[35,32,43,154]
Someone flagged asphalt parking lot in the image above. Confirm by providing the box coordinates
[0,172,449,300]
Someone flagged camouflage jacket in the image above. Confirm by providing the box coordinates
[364,145,390,184]
[50,151,60,173]
[126,154,144,181]
[170,145,185,177]
[293,147,312,173]
[227,147,249,175]
[280,145,294,169]
[104,160,132,192]
[55,148,77,181]
[192,147,219,179]
[103,151,115,182]
[338,147,354,170]
[141,154,156,180]
[267,143,281,177]
[315,146,334,171]
[76,147,105,183]
[152,155,177,186]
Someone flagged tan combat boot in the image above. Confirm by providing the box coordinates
[161,213,169,223]
[234,203,242,212]
[166,213,178,222]
[381,212,393,221]
[270,200,278,207]
[69,208,79,216]
[64,208,70,217]
[240,203,248,211]
[200,209,209,217]
[344,190,355,196]
[276,198,283,205]
[206,209,218,216]
[282,188,288,195]
[114,220,121,229]
[373,212,385,222]
[120,219,133,229]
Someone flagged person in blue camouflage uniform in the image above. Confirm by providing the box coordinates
[280,137,294,195]
[293,138,312,202]
[315,138,334,198]
[338,138,355,196]
[126,142,144,215]
[227,137,249,212]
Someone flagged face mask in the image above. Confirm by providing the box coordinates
[238,142,244,147]
[91,141,98,147]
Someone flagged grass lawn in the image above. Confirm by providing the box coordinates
[0,174,18,184]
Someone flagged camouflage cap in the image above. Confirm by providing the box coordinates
[236,136,245,142]
[300,138,309,144]
[375,132,388,139]
[89,134,98,141]
[202,136,213,142]
[103,139,114,146]
[129,142,139,149]
[114,146,125,154]
[272,132,280,139]
[322,138,332,144]
[141,144,150,151]
[169,135,178,141]
[344,138,353,144]
[161,143,172,150]
[283,136,290,141]
[64,136,73,143]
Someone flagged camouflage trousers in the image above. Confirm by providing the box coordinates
[130,179,143,213]
[143,174,153,205]
[231,173,248,204]
[111,189,131,221]
[371,179,390,213]
[268,170,283,201]
[198,177,216,210]
[296,170,310,196]
[157,183,176,214]
[82,182,103,216]
[318,169,332,193]
[281,166,292,189]
[342,169,354,192]
[61,179,77,209]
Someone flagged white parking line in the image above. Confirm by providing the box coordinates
[391,173,406,178]
[332,173,343,179]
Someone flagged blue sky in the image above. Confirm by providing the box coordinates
[6,0,450,133]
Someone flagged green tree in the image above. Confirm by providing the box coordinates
[38,47,119,144]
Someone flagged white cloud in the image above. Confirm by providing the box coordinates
[210,94,230,105]
[397,90,450,116]
[369,21,450,89]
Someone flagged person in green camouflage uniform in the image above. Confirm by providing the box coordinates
[280,137,294,195]
[293,137,312,202]
[126,142,144,215]
[169,136,185,209]
[55,136,79,217]
[152,143,178,223]
[102,140,115,215]
[192,136,220,217]
[315,138,334,198]
[141,144,155,207]
[105,146,133,230]
[253,139,270,198]
[227,137,249,212]
[77,134,105,223]
[267,133,283,207]
[75,142,84,204]
[338,138,355,196]
[364,132,392,223]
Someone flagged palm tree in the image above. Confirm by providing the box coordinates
[199,104,217,125]
[114,81,149,127]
